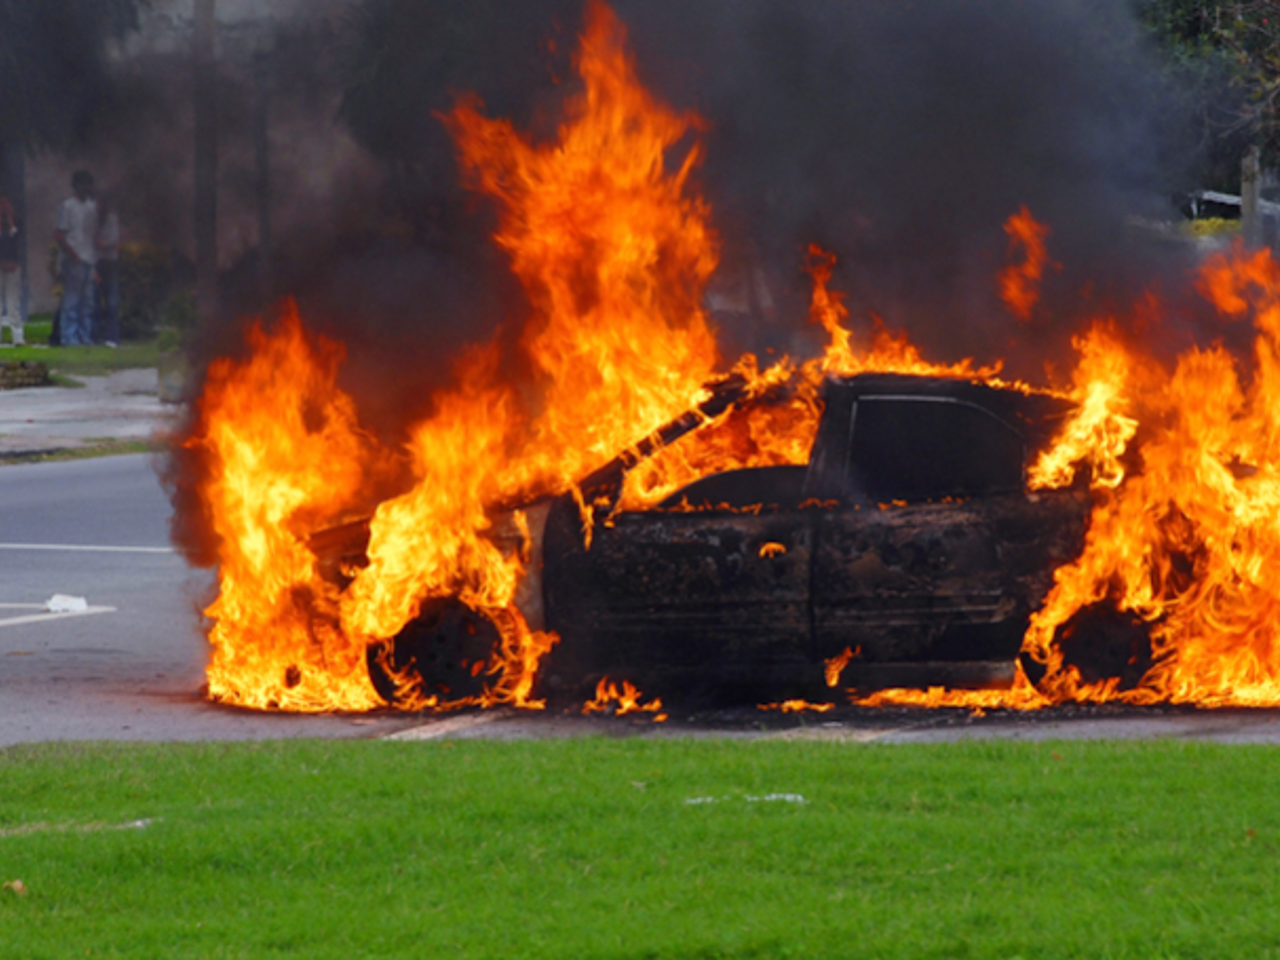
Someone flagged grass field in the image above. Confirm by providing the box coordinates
[0,438,157,465]
[1,316,160,376]
[1,737,1277,959]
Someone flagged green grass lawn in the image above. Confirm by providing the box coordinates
[2,315,160,376]
[1,737,1277,959]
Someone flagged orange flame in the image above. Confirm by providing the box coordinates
[824,646,859,688]
[998,205,1057,322]
[758,700,836,713]
[615,245,1019,512]
[1030,244,1280,706]
[860,242,1280,711]
[1027,323,1138,491]
[189,304,387,711]
[583,677,666,718]
[444,0,719,500]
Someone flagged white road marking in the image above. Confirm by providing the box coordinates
[0,606,116,628]
[766,726,900,742]
[0,543,173,554]
[384,711,504,741]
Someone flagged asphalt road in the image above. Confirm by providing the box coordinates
[0,454,408,745]
[3,453,1280,746]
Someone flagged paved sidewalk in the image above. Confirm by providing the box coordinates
[0,368,181,457]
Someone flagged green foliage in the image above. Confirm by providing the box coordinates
[0,340,158,374]
[48,240,190,345]
[44,242,61,302]
[2,738,1280,959]
[117,241,183,340]
[1184,215,1241,236]
[1135,1,1258,190]
[1138,1,1280,170]
[155,291,196,351]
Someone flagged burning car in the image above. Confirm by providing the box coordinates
[322,371,1089,708]
[185,2,1280,716]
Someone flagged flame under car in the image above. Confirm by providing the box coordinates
[332,373,1090,708]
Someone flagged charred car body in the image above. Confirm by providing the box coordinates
[322,373,1091,708]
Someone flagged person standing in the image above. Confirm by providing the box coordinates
[53,170,98,347]
[94,195,120,347]
[0,195,21,346]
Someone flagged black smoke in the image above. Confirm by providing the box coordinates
[322,0,1210,390]
[612,0,1209,374]
[85,0,1224,455]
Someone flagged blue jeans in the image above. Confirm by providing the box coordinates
[60,259,94,346]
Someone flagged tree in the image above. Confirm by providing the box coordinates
[1137,0,1280,187]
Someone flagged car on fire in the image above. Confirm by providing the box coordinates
[319,373,1091,708]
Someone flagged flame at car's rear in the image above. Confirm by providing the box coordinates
[186,0,1280,715]
[864,246,1280,711]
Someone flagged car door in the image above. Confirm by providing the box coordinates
[541,488,812,700]
[809,392,1079,679]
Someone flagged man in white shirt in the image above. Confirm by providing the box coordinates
[54,170,98,347]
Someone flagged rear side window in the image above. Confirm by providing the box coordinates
[849,397,1024,501]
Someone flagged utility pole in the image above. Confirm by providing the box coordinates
[194,0,218,321]
[253,46,273,300]
[1242,145,1262,247]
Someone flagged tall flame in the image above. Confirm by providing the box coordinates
[192,1,726,711]
[445,0,720,499]
[190,305,386,711]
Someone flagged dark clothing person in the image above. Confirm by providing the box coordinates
[94,205,120,346]
[95,259,120,346]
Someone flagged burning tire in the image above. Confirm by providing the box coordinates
[367,598,500,707]
[1020,602,1154,690]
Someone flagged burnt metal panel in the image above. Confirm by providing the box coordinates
[541,494,814,701]
[842,659,1017,691]
[811,491,1090,663]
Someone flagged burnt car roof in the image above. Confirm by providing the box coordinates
[309,371,1075,570]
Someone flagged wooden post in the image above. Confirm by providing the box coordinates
[1242,145,1262,247]
[194,0,218,321]
[253,47,273,299]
